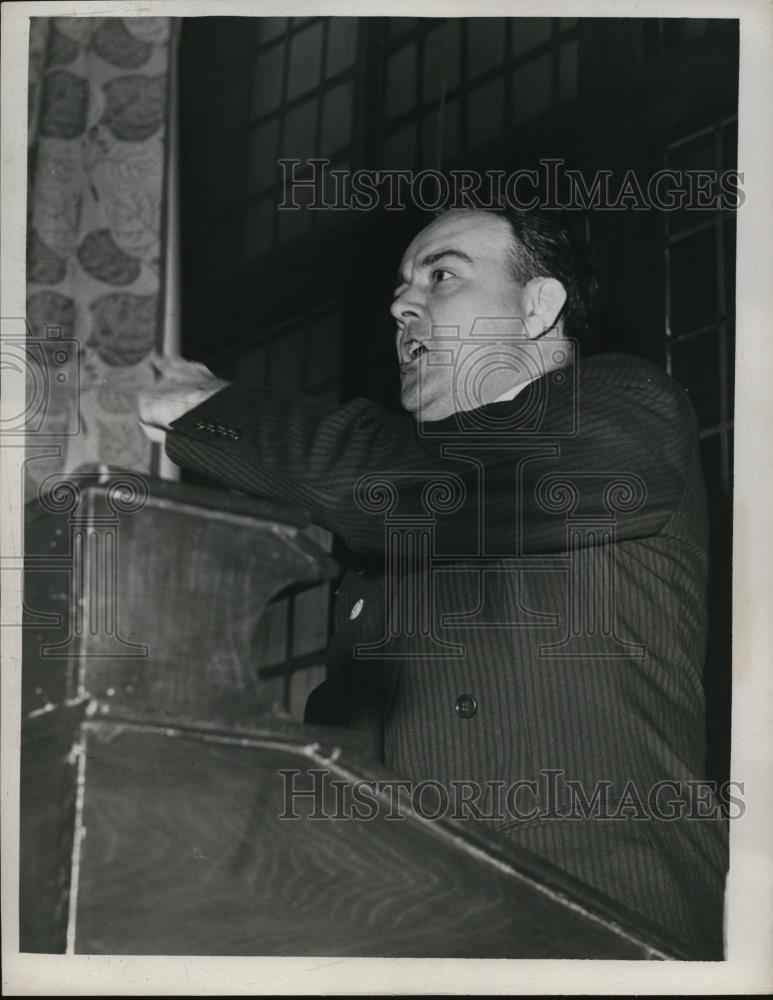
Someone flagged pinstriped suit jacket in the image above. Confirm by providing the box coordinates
[167,352,728,958]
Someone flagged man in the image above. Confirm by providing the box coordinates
[139,208,727,956]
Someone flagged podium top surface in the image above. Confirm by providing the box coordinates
[27,471,312,529]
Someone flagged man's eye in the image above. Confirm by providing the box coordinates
[431,268,453,284]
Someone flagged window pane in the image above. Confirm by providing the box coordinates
[183,152,207,203]
[235,342,269,387]
[466,77,504,150]
[441,98,460,160]
[669,226,718,334]
[700,432,728,533]
[214,139,245,207]
[389,17,416,39]
[243,197,274,261]
[466,18,506,80]
[663,18,709,49]
[667,129,715,171]
[326,17,358,77]
[424,21,461,103]
[318,158,350,222]
[277,203,312,243]
[310,384,342,408]
[683,18,709,40]
[421,109,441,168]
[306,314,341,387]
[559,38,578,101]
[215,18,255,62]
[247,119,280,196]
[725,326,735,418]
[511,54,552,124]
[383,123,416,169]
[385,43,417,119]
[207,221,239,284]
[287,23,324,100]
[663,20,687,49]
[320,82,353,155]
[282,99,318,157]
[422,104,461,166]
[269,328,306,391]
[256,17,287,45]
[722,118,737,171]
[666,129,718,234]
[512,18,551,56]
[671,329,721,428]
[723,218,736,318]
[219,66,251,136]
[251,43,284,118]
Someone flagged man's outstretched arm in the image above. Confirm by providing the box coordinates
[141,355,695,555]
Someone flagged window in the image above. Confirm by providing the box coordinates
[642,17,732,58]
[380,17,579,169]
[181,16,361,291]
[664,118,736,495]
[211,305,343,718]
[663,115,737,784]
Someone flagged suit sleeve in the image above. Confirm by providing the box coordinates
[165,361,696,555]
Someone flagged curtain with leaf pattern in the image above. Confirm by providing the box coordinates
[26,16,174,497]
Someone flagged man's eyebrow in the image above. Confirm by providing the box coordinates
[394,248,474,291]
[419,248,473,268]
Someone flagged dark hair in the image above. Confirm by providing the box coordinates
[439,206,600,355]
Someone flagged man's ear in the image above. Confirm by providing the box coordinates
[522,277,567,339]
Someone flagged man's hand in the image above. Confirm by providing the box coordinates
[137,355,231,443]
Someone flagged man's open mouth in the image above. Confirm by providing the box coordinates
[406,339,428,361]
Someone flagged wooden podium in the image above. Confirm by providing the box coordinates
[21,475,690,959]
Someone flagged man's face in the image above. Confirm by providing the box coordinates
[392,210,529,422]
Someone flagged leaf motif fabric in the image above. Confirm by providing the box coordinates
[88,292,158,367]
[77,229,142,285]
[25,16,173,496]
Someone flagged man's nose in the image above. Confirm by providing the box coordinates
[390,286,424,325]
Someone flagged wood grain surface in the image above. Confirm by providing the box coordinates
[23,478,337,728]
[71,721,679,959]
[19,704,85,952]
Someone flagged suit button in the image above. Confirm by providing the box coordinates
[193,419,204,430]
[349,598,364,620]
[231,428,242,441]
[454,693,477,719]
